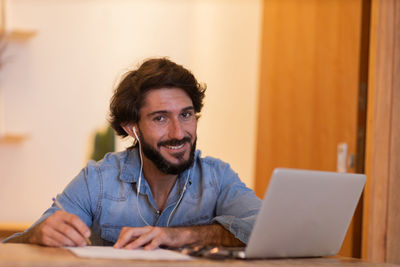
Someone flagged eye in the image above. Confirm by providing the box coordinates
[153,115,167,123]
[181,111,194,121]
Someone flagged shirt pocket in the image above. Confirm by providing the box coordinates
[185,180,217,205]
[103,182,131,201]
[100,224,122,244]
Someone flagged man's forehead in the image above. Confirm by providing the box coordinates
[141,87,193,111]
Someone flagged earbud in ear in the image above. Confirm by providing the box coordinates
[132,127,139,139]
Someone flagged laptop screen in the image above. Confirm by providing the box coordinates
[245,168,366,258]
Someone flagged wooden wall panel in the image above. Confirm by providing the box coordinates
[362,0,400,263]
[255,0,363,257]
[256,0,362,197]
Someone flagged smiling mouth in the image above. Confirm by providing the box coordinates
[165,144,185,150]
[158,137,191,151]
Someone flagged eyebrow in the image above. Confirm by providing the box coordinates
[146,106,194,118]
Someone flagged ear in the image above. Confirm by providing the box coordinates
[121,123,137,137]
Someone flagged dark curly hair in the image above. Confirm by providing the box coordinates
[109,58,206,137]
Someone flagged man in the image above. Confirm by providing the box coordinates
[4,58,261,249]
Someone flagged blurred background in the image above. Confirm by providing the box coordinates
[0,0,399,263]
[0,0,261,223]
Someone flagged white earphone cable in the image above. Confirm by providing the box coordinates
[134,128,151,226]
[166,165,192,226]
[133,127,192,227]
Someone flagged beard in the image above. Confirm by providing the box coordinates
[138,129,196,175]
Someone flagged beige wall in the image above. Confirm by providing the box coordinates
[0,0,262,223]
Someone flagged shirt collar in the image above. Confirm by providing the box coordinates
[119,148,141,183]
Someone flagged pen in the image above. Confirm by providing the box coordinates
[52,197,92,245]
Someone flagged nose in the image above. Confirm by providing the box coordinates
[168,118,185,140]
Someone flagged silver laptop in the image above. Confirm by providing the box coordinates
[203,168,366,259]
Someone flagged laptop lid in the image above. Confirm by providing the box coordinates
[245,168,366,258]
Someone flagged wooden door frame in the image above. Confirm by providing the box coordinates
[362,0,400,263]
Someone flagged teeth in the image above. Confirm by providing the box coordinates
[166,144,184,150]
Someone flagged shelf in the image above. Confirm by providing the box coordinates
[0,2,35,145]
[0,0,37,42]
[0,133,28,144]
[0,222,30,231]
[3,29,37,42]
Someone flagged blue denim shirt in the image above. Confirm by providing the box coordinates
[4,149,261,245]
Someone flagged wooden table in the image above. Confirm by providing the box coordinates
[0,244,398,267]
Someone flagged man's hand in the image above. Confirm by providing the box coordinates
[113,226,189,250]
[113,224,244,250]
[30,210,91,247]
[6,210,91,247]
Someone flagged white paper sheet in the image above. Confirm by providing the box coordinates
[66,246,193,261]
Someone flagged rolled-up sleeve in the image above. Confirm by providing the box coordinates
[211,163,261,244]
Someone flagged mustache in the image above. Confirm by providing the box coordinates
[158,137,191,148]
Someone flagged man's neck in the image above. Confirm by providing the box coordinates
[142,156,178,212]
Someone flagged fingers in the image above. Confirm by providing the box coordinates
[30,210,91,247]
[140,227,187,250]
[61,212,91,241]
[125,228,162,250]
[114,226,152,249]
[143,234,163,250]
[114,226,175,250]
[56,220,87,246]
[37,225,76,247]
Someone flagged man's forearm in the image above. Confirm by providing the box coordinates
[180,224,245,247]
